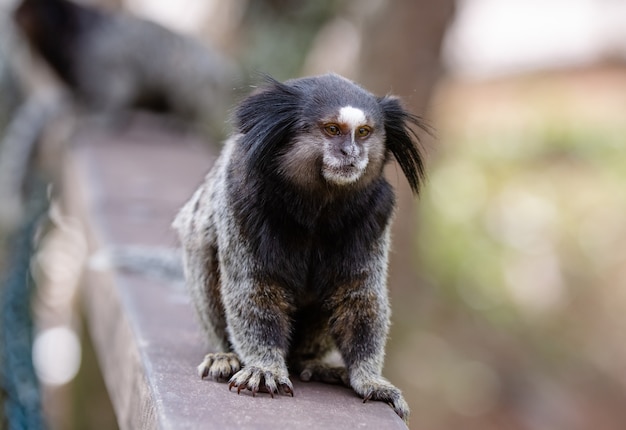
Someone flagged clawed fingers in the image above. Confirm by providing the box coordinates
[354,377,410,423]
[228,366,294,398]
[280,382,294,397]
[198,352,241,381]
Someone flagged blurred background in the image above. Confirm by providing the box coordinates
[1,0,626,429]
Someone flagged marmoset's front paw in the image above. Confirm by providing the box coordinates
[228,365,294,398]
[197,352,241,381]
[351,376,410,423]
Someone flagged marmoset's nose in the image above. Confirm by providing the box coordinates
[338,140,359,157]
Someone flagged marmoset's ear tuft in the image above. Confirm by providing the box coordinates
[235,77,302,172]
[378,96,429,194]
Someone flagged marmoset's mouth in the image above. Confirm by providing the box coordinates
[322,162,365,185]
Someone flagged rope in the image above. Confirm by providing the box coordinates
[0,172,49,430]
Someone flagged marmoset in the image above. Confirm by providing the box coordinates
[173,73,426,422]
[13,0,236,138]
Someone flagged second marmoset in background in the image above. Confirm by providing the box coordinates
[13,0,237,138]
[173,73,427,422]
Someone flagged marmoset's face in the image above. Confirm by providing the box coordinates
[317,105,385,186]
[277,104,386,190]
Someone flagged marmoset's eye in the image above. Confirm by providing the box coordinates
[324,124,341,136]
[357,126,371,138]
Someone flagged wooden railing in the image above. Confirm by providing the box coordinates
[64,122,408,429]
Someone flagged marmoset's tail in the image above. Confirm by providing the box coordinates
[89,245,184,282]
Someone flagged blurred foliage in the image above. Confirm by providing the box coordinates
[237,0,343,80]
[70,312,118,430]
[421,120,626,327]
[385,66,626,429]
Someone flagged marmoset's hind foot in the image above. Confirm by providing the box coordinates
[197,352,241,381]
[228,365,294,398]
[352,376,410,423]
[298,360,350,386]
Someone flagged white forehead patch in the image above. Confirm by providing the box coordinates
[338,106,366,129]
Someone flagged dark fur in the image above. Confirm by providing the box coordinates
[229,76,423,295]
[378,96,427,194]
[14,0,104,87]
[174,74,426,422]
